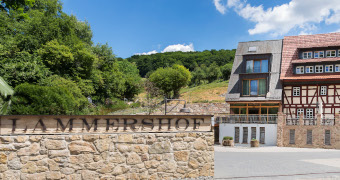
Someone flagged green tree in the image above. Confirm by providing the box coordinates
[149,65,191,98]
[221,63,233,81]
[206,62,222,83]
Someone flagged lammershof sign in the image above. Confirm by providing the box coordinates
[0,115,212,134]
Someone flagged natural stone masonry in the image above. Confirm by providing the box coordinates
[277,113,340,149]
[0,132,214,179]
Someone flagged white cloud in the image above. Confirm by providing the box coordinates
[215,0,340,36]
[135,43,194,56]
[134,50,158,56]
[162,43,194,53]
[214,0,227,14]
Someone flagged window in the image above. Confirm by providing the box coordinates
[303,52,312,59]
[248,46,257,52]
[251,127,256,140]
[293,87,300,96]
[325,65,333,72]
[242,79,266,96]
[289,129,295,144]
[326,50,336,57]
[335,64,340,72]
[325,130,331,145]
[307,130,312,145]
[234,127,240,143]
[260,127,265,144]
[314,51,324,58]
[306,109,313,119]
[296,66,304,74]
[306,66,314,73]
[242,127,248,143]
[297,108,304,118]
[246,60,268,73]
[315,65,323,73]
[320,86,327,95]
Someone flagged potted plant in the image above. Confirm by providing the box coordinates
[251,138,259,147]
[222,136,234,147]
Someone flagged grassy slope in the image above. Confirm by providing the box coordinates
[138,80,228,103]
[179,80,228,103]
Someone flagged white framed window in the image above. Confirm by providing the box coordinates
[303,52,312,59]
[325,65,333,72]
[326,50,336,57]
[314,51,324,58]
[335,64,340,72]
[306,109,314,119]
[296,66,304,74]
[320,86,327,95]
[293,87,300,96]
[338,50,340,57]
[306,66,314,73]
[297,108,304,118]
[315,65,323,73]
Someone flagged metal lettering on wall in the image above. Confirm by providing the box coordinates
[0,115,212,134]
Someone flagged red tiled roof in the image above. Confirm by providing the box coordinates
[291,57,340,64]
[281,33,340,81]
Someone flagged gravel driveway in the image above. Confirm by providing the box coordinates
[215,145,340,179]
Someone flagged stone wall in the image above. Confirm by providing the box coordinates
[277,113,340,149]
[0,132,214,179]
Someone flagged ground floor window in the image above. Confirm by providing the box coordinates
[251,127,256,140]
[235,127,240,143]
[260,127,265,144]
[307,130,312,145]
[242,127,248,143]
[325,130,331,145]
[289,129,295,144]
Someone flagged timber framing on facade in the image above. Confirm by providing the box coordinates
[281,33,340,119]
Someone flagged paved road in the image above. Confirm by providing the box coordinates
[215,146,340,179]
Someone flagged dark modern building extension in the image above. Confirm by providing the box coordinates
[225,40,283,123]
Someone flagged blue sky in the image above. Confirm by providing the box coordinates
[61,0,340,58]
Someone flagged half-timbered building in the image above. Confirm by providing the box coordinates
[281,33,340,120]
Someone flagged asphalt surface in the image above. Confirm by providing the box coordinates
[215,146,340,179]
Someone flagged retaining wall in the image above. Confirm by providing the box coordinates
[0,115,214,179]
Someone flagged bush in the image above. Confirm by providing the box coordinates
[10,83,88,115]
[251,138,258,141]
[223,136,233,140]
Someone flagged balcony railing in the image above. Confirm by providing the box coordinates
[303,118,317,125]
[286,117,336,126]
[216,115,277,124]
[322,118,335,126]
[286,118,299,125]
